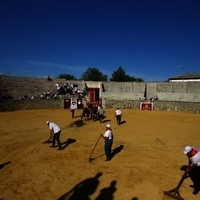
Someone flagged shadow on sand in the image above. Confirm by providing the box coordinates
[58,172,103,200]
[0,161,11,170]
[120,120,126,125]
[69,119,85,127]
[62,138,76,149]
[111,145,124,159]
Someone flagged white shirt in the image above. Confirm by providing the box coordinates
[70,104,77,110]
[115,109,122,115]
[190,151,200,166]
[48,122,61,134]
[104,130,113,140]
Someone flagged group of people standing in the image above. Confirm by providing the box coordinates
[69,101,107,123]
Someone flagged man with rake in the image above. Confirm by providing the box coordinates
[100,124,113,161]
[183,145,200,195]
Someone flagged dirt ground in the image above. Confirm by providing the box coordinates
[0,108,200,200]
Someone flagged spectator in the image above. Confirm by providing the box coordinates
[55,83,60,94]
[47,75,52,81]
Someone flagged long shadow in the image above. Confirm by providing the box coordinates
[61,138,76,149]
[120,120,126,125]
[102,119,111,123]
[72,115,82,119]
[69,119,85,127]
[0,161,11,170]
[119,120,126,125]
[90,153,105,162]
[58,172,103,200]
[111,145,124,159]
[95,180,117,200]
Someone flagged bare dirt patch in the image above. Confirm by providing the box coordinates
[0,109,200,200]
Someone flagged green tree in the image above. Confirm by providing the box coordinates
[110,66,144,82]
[57,73,77,80]
[80,67,108,81]
[135,77,144,82]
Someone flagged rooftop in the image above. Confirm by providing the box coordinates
[168,73,200,80]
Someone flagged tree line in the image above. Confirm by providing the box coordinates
[58,66,144,82]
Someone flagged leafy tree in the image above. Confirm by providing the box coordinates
[135,77,144,82]
[110,66,126,82]
[57,73,77,80]
[80,67,108,81]
[110,66,144,82]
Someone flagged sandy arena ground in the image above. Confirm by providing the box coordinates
[0,108,200,200]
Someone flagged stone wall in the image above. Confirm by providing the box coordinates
[1,75,200,102]
[104,99,200,114]
[0,99,63,112]
[1,99,200,114]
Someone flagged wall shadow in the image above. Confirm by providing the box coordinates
[0,161,11,170]
[111,145,124,159]
[58,172,103,200]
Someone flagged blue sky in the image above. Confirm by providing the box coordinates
[0,0,200,82]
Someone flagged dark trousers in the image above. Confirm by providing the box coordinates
[116,115,121,125]
[99,114,104,123]
[189,167,200,191]
[104,139,113,160]
[71,109,75,118]
[53,130,62,148]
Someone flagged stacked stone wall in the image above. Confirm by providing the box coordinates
[105,99,200,114]
[1,75,200,102]
[1,75,200,113]
[1,99,200,114]
[0,99,62,112]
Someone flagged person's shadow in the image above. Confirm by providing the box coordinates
[102,119,111,123]
[58,172,103,200]
[69,119,84,127]
[0,161,11,170]
[111,145,124,159]
[62,138,76,149]
[120,120,126,125]
[95,180,117,200]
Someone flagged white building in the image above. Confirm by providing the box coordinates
[168,73,200,82]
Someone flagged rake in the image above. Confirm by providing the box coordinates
[88,135,101,163]
[164,170,189,200]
